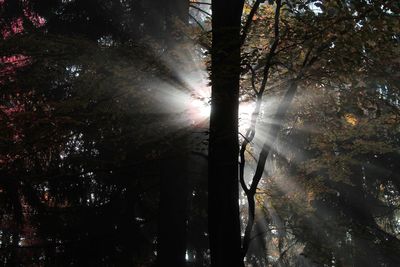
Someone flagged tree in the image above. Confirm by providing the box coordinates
[207,0,399,265]
[0,1,201,266]
[235,0,400,265]
[208,0,244,266]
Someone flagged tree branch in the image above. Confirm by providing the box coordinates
[240,0,282,258]
[189,4,212,17]
[241,0,264,46]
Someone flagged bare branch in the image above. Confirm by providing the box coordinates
[259,0,282,95]
[241,0,264,46]
[189,4,212,17]
[247,63,259,94]
[189,13,206,32]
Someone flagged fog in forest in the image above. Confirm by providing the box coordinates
[0,1,399,266]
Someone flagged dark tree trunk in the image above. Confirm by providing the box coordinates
[156,2,190,266]
[157,153,188,267]
[208,0,244,266]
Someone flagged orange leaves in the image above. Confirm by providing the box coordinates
[344,113,358,126]
[243,2,274,22]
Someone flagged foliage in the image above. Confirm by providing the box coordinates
[238,1,400,266]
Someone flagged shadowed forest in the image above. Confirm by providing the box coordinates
[0,0,399,266]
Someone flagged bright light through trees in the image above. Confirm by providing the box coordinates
[0,0,399,266]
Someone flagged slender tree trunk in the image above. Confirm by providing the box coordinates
[208,0,244,266]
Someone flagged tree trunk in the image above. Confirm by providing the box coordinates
[156,2,191,266]
[208,0,244,266]
[157,153,188,267]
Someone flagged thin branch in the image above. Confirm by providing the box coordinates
[189,13,206,32]
[259,0,282,95]
[239,132,252,144]
[274,240,299,266]
[189,4,212,17]
[241,0,263,46]
[246,63,259,94]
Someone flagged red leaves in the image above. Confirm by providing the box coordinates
[0,54,31,84]
[1,17,23,39]
[1,0,46,39]
[22,1,46,28]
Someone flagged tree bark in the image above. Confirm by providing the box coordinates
[208,0,244,266]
